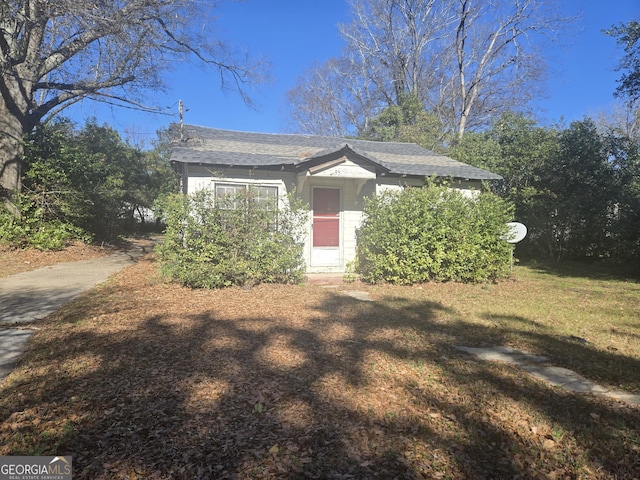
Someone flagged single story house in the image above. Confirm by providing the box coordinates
[170,125,501,273]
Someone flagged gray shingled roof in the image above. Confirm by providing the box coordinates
[170,124,502,181]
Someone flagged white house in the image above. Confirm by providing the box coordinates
[170,125,501,273]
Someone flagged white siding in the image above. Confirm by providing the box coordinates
[376,177,482,196]
[182,163,485,273]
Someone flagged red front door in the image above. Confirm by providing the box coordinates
[313,188,340,247]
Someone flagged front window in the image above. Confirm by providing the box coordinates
[253,185,278,211]
[215,183,246,209]
[214,183,279,211]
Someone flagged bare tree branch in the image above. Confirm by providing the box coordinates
[0,0,267,194]
[285,0,570,141]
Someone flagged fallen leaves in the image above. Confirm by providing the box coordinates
[0,254,639,479]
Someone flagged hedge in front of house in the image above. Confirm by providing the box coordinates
[355,183,514,284]
[156,189,308,288]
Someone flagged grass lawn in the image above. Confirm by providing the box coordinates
[1,255,639,479]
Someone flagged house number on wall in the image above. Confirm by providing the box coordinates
[328,167,352,177]
[316,163,375,179]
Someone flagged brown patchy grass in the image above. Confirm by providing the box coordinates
[0,255,639,479]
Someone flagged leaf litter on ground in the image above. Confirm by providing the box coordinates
[0,249,639,479]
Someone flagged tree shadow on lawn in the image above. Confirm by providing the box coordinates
[0,285,639,479]
[519,258,640,282]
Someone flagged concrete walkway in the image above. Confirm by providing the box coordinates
[0,245,152,381]
[0,329,34,381]
[334,292,639,405]
[456,346,640,406]
[323,290,640,406]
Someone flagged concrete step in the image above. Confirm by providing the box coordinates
[305,273,346,285]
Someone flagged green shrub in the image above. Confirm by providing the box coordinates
[155,189,308,288]
[355,182,514,284]
[0,196,90,250]
[20,119,175,244]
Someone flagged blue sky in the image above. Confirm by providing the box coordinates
[64,0,639,144]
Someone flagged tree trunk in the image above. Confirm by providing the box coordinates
[0,99,26,196]
[458,112,468,139]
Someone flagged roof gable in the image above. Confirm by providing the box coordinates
[294,144,391,174]
[170,125,502,181]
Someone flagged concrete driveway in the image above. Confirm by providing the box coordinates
[0,244,152,381]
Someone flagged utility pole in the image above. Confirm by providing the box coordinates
[178,99,185,142]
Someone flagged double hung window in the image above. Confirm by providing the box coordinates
[215,183,245,209]
[254,185,278,210]
[214,183,278,210]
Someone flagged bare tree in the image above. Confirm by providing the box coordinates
[285,59,356,137]
[286,0,455,137]
[285,52,386,137]
[447,0,562,138]
[285,0,566,140]
[340,0,457,104]
[594,103,640,142]
[0,0,265,196]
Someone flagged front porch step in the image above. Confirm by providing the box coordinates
[305,273,346,285]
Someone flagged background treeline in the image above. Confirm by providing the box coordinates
[352,88,640,269]
[449,113,640,268]
[0,119,175,249]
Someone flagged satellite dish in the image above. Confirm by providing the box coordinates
[502,222,527,244]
